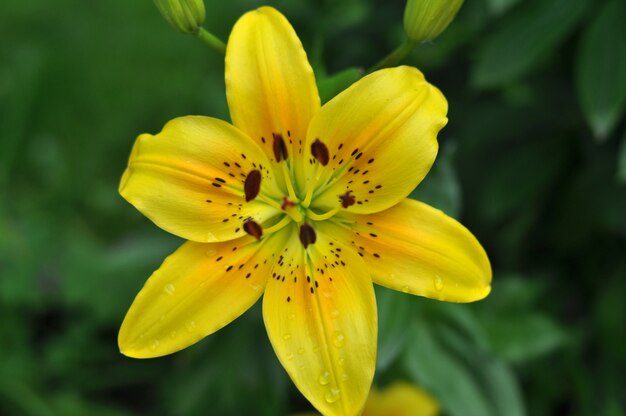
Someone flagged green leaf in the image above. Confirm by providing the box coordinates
[619,131,626,183]
[475,277,567,364]
[576,0,626,141]
[375,286,413,371]
[404,304,526,416]
[471,0,590,88]
[317,67,363,104]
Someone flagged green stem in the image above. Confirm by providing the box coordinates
[194,27,226,55]
[368,39,417,73]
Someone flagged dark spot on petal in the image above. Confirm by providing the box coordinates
[339,191,356,208]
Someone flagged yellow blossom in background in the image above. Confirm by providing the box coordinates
[294,382,439,416]
[363,382,439,416]
[403,0,464,43]
[117,6,490,416]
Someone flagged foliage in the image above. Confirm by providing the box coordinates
[1,0,625,414]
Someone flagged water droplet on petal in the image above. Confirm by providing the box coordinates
[434,275,444,291]
[325,387,340,403]
[299,365,306,371]
[149,339,160,351]
[288,313,296,320]
[283,333,292,341]
[169,331,177,339]
[297,348,305,355]
[164,283,176,295]
[319,371,330,385]
[338,357,345,366]
[286,353,294,361]
[205,248,217,257]
[401,285,410,293]
[185,320,197,332]
[341,373,348,381]
[333,331,345,348]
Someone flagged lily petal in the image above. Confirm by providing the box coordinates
[119,231,290,358]
[120,116,281,243]
[334,199,491,302]
[226,6,320,189]
[305,67,447,215]
[263,225,376,416]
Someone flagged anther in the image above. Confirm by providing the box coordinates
[311,138,329,166]
[243,219,263,240]
[272,133,288,162]
[299,223,317,249]
[339,191,356,208]
[244,169,262,202]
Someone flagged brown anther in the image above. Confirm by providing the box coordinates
[272,133,288,162]
[299,223,317,249]
[281,197,296,210]
[339,191,356,208]
[243,219,263,240]
[311,138,329,166]
[244,169,262,202]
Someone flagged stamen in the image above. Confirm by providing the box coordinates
[272,133,288,162]
[244,169,262,202]
[311,138,329,166]
[306,207,340,221]
[263,216,291,235]
[243,219,263,240]
[280,162,298,201]
[299,223,317,248]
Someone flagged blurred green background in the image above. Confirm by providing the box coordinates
[1,0,625,415]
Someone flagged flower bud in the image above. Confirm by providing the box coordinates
[403,0,464,43]
[153,0,206,33]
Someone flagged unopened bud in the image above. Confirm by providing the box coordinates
[403,0,464,43]
[153,0,206,33]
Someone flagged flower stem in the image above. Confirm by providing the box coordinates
[194,27,226,55]
[368,39,417,73]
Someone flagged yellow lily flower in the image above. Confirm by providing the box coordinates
[118,6,491,416]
